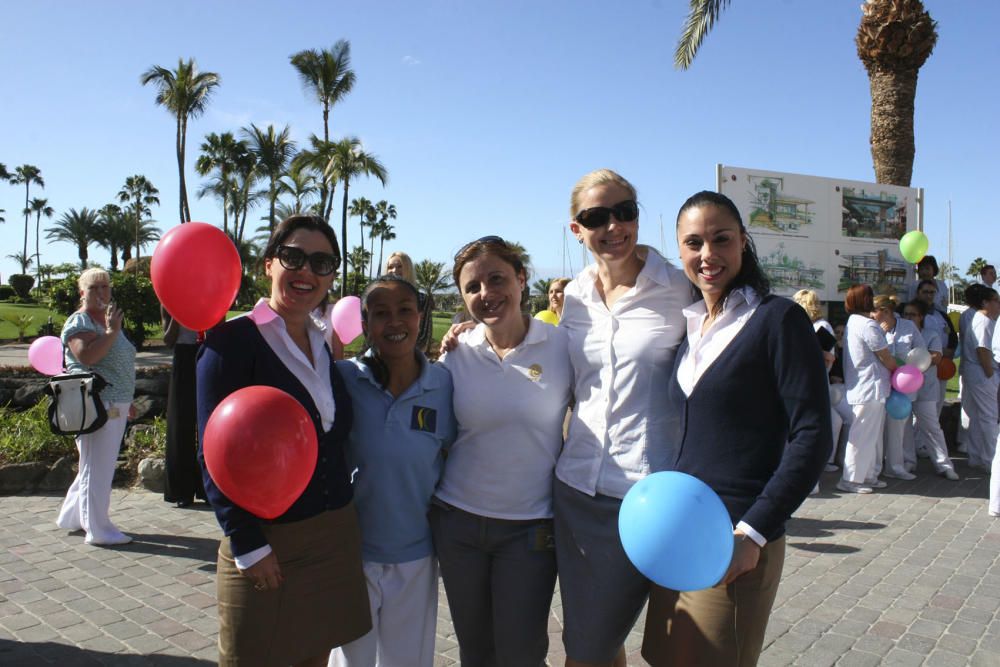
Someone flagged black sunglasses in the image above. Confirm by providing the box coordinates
[275,245,339,276]
[454,235,507,261]
[574,200,639,229]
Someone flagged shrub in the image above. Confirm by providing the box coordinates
[46,275,80,317]
[2,314,35,342]
[0,285,15,301]
[8,274,35,299]
[0,402,76,465]
[124,415,166,463]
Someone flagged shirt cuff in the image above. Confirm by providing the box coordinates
[736,521,767,548]
[234,544,272,571]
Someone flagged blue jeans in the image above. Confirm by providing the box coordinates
[429,500,556,667]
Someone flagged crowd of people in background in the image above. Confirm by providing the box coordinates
[53,170,999,666]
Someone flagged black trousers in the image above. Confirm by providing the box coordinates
[164,343,204,503]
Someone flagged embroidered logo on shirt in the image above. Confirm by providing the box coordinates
[528,364,542,381]
[411,406,437,433]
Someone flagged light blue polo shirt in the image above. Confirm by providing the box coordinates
[336,353,456,564]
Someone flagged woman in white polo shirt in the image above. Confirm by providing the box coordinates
[430,236,573,666]
[838,284,897,494]
[962,286,1000,471]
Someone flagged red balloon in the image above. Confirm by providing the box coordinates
[937,358,956,381]
[151,222,241,331]
[203,386,318,519]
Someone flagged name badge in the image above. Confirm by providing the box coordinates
[410,406,437,433]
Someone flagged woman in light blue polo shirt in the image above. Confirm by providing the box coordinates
[331,275,456,667]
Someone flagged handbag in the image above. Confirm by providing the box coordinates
[45,370,110,437]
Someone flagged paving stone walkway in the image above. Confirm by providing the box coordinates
[1,461,998,666]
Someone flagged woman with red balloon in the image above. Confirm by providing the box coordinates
[641,191,831,667]
[196,215,369,667]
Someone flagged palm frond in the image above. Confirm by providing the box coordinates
[674,0,732,70]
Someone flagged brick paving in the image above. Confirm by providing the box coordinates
[1,461,998,666]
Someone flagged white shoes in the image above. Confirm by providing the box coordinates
[85,532,132,546]
[884,470,917,481]
[837,480,874,494]
[940,469,959,481]
[865,478,888,489]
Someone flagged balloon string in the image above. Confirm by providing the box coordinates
[198,330,206,343]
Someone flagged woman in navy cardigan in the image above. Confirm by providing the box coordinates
[642,192,831,667]
[197,216,370,667]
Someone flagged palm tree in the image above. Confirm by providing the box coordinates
[348,196,374,270]
[141,58,221,224]
[370,201,397,279]
[95,204,132,271]
[414,259,450,299]
[0,163,9,181]
[290,40,356,218]
[532,278,553,297]
[294,135,342,222]
[9,165,44,274]
[673,0,936,187]
[347,244,372,295]
[117,175,161,272]
[243,123,296,232]
[27,197,54,282]
[856,0,937,186]
[278,162,319,214]
[47,208,100,270]
[196,131,245,235]
[374,222,396,280]
[6,252,32,273]
[229,150,261,246]
[324,138,388,295]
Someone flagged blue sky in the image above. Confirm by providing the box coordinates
[2,1,997,288]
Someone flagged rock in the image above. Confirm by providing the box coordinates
[135,376,169,397]
[0,461,48,494]
[132,395,167,422]
[113,460,130,486]
[12,380,48,409]
[38,456,77,492]
[138,457,166,493]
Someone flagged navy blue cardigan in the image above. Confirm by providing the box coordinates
[196,317,353,558]
[666,295,832,542]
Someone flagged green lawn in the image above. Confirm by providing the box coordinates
[0,303,66,340]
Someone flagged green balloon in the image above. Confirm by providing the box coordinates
[899,230,929,264]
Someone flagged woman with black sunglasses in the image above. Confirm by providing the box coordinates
[197,215,370,667]
[555,169,693,667]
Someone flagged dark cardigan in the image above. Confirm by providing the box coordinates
[666,295,832,542]
[196,317,353,558]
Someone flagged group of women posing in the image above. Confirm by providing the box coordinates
[196,169,831,667]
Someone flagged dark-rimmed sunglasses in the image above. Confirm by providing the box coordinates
[574,200,639,229]
[275,245,339,276]
[454,235,507,261]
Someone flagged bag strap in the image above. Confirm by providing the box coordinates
[75,383,89,432]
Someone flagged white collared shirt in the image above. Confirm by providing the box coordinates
[437,318,572,519]
[676,286,761,397]
[233,299,336,571]
[844,314,890,405]
[556,247,693,499]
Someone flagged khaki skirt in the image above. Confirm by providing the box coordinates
[216,504,371,666]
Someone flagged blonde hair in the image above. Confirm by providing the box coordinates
[569,169,638,219]
[384,251,416,283]
[873,294,898,311]
[78,268,110,291]
[549,277,571,291]
[792,289,822,321]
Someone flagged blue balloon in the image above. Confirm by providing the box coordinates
[886,390,912,420]
[618,471,733,591]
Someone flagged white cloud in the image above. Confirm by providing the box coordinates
[401,55,421,66]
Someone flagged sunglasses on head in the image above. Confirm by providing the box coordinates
[574,199,639,229]
[454,235,507,261]
[275,245,339,276]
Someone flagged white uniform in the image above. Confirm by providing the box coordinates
[880,317,925,478]
[842,315,890,485]
[962,311,997,469]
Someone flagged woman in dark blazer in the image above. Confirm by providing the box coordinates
[642,191,831,667]
[197,215,370,667]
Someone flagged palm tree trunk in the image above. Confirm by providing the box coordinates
[22,183,30,273]
[868,68,918,186]
[369,232,377,280]
[221,168,229,236]
[377,238,385,281]
[340,181,350,296]
[180,115,191,223]
[269,184,277,232]
[175,115,185,225]
[34,212,41,283]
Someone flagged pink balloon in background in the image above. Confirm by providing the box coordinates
[28,336,64,376]
[330,296,363,344]
[892,364,924,394]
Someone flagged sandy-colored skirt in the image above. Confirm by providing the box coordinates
[216,504,371,666]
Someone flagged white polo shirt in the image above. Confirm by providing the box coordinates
[555,246,692,499]
[436,318,572,520]
[962,311,995,386]
[844,314,890,405]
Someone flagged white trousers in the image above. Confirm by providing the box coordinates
[55,402,130,544]
[990,432,1000,515]
[912,400,955,473]
[882,413,912,477]
[329,556,438,667]
[965,378,999,469]
[830,407,843,464]
[958,376,969,447]
[844,401,886,484]
[832,394,854,466]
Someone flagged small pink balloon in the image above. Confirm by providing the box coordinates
[892,364,924,395]
[28,336,64,376]
[330,296,363,344]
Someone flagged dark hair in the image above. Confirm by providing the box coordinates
[916,255,939,276]
[903,299,928,318]
[676,191,770,314]
[966,283,996,310]
[358,274,422,388]
[452,236,527,300]
[916,279,938,294]
[263,215,341,269]
[982,264,996,276]
[844,284,874,314]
